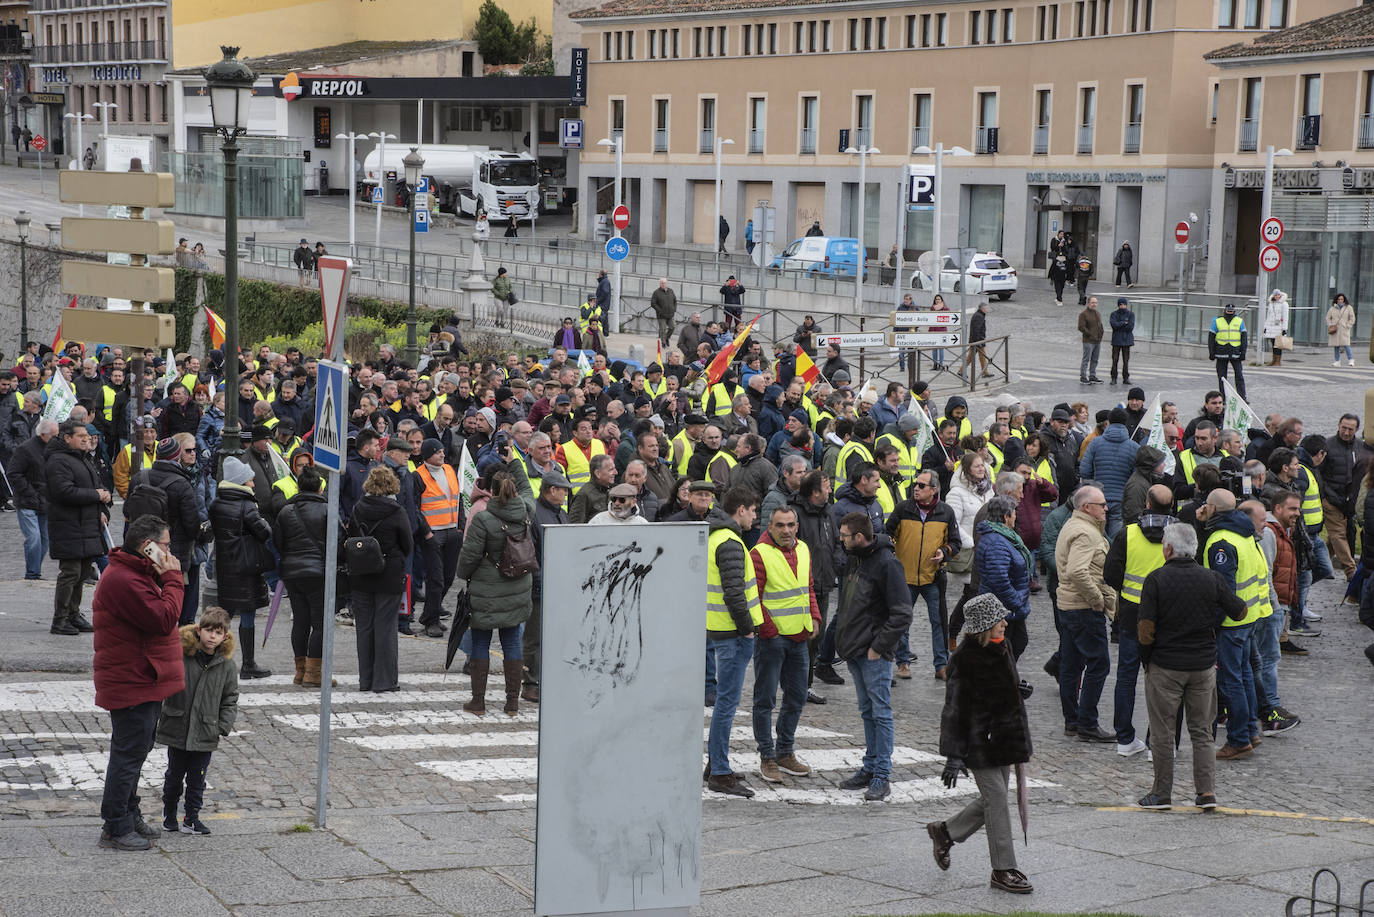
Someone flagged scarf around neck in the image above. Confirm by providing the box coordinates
[985,520,1033,573]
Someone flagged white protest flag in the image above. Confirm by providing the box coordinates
[1142,394,1176,476]
[857,377,877,403]
[41,370,76,422]
[1221,378,1261,434]
[161,348,178,392]
[457,445,479,508]
[267,443,291,481]
[912,401,939,462]
[577,350,592,380]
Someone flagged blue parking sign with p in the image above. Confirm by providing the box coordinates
[560,118,584,150]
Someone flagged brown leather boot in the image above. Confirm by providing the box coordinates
[521,682,540,704]
[302,658,322,688]
[464,659,489,715]
[293,657,306,686]
[504,665,522,716]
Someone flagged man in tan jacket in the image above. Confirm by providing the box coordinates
[1055,485,1117,742]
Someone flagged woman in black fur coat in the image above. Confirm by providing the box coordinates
[926,593,1034,895]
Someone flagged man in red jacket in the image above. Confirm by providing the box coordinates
[92,514,185,851]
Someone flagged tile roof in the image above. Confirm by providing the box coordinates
[1205,6,1374,61]
[571,0,851,20]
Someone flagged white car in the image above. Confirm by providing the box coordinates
[910,252,1018,300]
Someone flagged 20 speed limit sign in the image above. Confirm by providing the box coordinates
[1259,244,1282,272]
[1261,217,1284,244]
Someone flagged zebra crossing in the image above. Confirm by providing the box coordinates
[0,675,1054,808]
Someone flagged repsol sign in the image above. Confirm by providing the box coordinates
[304,79,370,98]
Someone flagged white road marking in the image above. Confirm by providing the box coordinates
[497,777,1058,807]
[343,725,848,751]
[274,708,539,730]
[0,750,206,792]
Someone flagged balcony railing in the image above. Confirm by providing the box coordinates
[0,37,28,56]
[853,127,872,148]
[1033,125,1049,154]
[799,127,816,154]
[975,126,998,154]
[1077,124,1094,154]
[1239,117,1259,152]
[32,0,166,9]
[1124,121,1141,153]
[653,128,667,152]
[699,128,715,154]
[1360,114,1374,150]
[32,39,166,63]
[747,128,765,153]
[910,125,930,152]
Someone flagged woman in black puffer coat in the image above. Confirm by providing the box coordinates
[347,466,414,693]
[273,467,333,688]
[926,593,1034,896]
[209,457,273,679]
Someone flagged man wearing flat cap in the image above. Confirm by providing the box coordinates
[588,483,649,525]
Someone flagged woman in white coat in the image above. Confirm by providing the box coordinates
[946,452,996,581]
[1262,289,1290,366]
[1327,293,1357,366]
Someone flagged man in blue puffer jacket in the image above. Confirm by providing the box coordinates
[1079,407,1139,538]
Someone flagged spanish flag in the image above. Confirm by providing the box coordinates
[50,294,77,353]
[794,344,820,390]
[204,305,227,350]
[705,315,757,386]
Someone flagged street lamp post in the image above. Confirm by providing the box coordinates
[204,45,256,467]
[713,135,734,268]
[1255,144,1292,314]
[63,112,94,216]
[403,146,425,367]
[92,101,116,159]
[368,131,396,251]
[335,131,368,258]
[844,144,881,320]
[596,136,623,333]
[14,210,30,354]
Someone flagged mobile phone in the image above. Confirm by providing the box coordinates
[142,541,166,567]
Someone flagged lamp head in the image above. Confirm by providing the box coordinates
[14,210,30,241]
[203,45,256,137]
[403,147,425,185]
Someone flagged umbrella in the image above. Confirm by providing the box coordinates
[1014,762,1029,843]
[262,580,286,648]
[444,588,473,670]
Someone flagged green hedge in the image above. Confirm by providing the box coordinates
[170,267,445,355]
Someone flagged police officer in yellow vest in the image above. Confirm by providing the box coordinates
[1201,489,1268,759]
[1208,302,1248,401]
[706,488,763,798]
[1103,485,1174,755]
[876,412,923,488]
[749,503,819,783]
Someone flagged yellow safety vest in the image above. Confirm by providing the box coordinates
[706,382,735,417]
[706,527,763,631]
[875,475,906,518]
[1178,449,1217,486]
[644,377,669,401]
[750,541,813,636]
[122,443,156,470]
[1214,315,1244,349]
[260,415,280,432]
[672,430,696,476]
[1299,467,1322,529]
[270,436,304,460]
[1120,524,1167,605]
[272,474,299,501]
[419,397,439,422]
[1009,425,1026,440]
[416,462,463,528]
[801,395,820,429]
[1204,529,1272,627]
[936,415,972,441]
[8,391,22,411]
[876,432,920,485]
[1027,456,1055,507]
[561,438,605,493]
[179,373,199,394]
[705,451,737,485]
[834,440,874,487]
[100,385,116,422]
[578,301,604,333]
[987,440,1006,478]
[254,384,277,403]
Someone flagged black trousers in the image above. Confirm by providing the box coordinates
[285,577,326,658]
[1111,345,1131,380]
[101,700,161,836]
[162,747,213,819]
[420,527,462,626]
[524,587,543,684]
[1115,266,1132,285]
[354,590,401,692]
[1215,357,1246,401]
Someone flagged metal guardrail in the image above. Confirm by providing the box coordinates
[1284,867,1373,917]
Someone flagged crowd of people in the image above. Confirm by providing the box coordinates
[6,317,1369,881]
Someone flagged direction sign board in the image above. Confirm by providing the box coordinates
[1261,216,1284,244]
[611,204,630,230]
[31,133,47,153]
[605,236,629,261]
[890,331,963,348]
[821,332,887,349]
[1259,244,1282,272]
[316,255,352,358]
[1174,221,1190,244]
[312,359,348,473]
[890,310,961,327]
[414,208,429,233]
[371,186,383,203]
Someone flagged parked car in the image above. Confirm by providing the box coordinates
[768,236,867,279]
[910,252,1018,300]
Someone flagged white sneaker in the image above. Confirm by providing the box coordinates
[1349,360,1357,367]
[1303,609,1322,622]
[1146,748,1153,762]
[1117,738,1147,757]
[1333,361,1342,367]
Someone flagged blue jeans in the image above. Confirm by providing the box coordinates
[179,564,201,627]
[708,635,753,776]
[705,643,717,700]
[1334,345,1353,362]
[16,509,47,578]
[1113,621,1140,744]
[469,625,522,662]
[752,636,809,760]
[1297,534,1335,627]
[1057,608,1111,731]
[1216,623,1257,748]
[1106,505,1123,540]
[897,583,944,670]
[846,655,895,779]
[1256,610,1283,713]
[817,611,840,666]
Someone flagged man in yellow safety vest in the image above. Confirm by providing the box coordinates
[1208,302,1248,401]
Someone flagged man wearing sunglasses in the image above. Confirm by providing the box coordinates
[587,483,649,525]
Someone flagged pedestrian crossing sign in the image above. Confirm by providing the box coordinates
[371,186,383,204]
[313,359,347,473]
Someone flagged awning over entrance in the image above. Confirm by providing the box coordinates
[1060,187,1100,212]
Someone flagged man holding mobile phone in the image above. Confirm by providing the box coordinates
[45,418,112,636]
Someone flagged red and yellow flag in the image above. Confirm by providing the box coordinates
[51,294,77,353]
[204,305,227,350]
[794,344,819,390]
[705,315,757,386]
[655,337,663,369]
